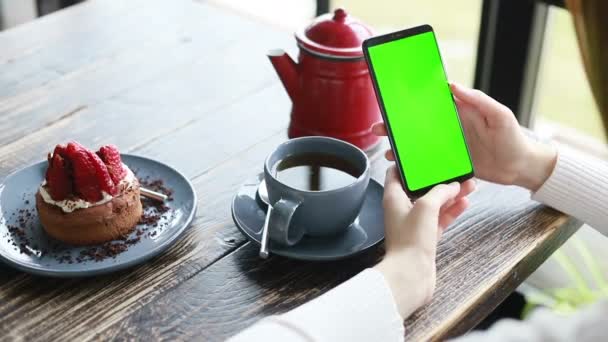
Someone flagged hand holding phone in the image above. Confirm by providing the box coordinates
[363,25,474,197]
[373,83,558,193]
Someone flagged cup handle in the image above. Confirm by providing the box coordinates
[268,198,303,246]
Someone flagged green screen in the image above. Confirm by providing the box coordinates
[367,31,473,191]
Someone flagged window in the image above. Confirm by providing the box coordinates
[331,0,482,85]
[212,0,482,86]
[533,7,607,145]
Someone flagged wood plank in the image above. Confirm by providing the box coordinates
[410,202,580,340]
[0,31,292,178]
[0,0,256,97]
[0,1,137,62]
[0,136,278,341]
[0,97,288,341]
[0,99,388,341]
[0,0,291,147]
[93,174,580,341]
[0,1,308,339]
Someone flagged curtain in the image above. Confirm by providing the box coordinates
[566,0,608,137]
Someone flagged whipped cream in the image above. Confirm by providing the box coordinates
[40,164,137,213]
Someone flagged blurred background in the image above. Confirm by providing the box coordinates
[211,0,606,147]
[1,0,605,147]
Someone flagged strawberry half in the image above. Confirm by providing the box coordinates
[52,144,68,159]
[45,151,72,201]
[66,142,117,201]
[97,145,126,184]
[87,148,117,196]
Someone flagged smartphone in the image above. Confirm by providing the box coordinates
[362,25,474,197]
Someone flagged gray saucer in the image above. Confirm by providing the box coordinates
[231,174,385,261]
[0,154,197,277]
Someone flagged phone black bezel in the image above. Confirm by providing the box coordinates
[362,24,475,198]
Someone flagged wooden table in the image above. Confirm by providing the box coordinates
[0,1,582,340]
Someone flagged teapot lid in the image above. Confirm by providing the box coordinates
[296,8,373,59]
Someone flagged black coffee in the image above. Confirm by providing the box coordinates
[274,153,360,191]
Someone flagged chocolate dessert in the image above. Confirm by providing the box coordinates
[36,142,142,245]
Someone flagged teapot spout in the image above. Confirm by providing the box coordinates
[267,49,298,102]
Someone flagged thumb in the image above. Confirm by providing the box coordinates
[417,182,461,211]
[402,182,461,255]
[383,166,412,213]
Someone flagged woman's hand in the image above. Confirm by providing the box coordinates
[372,83,557,191]
[374,166,475,318]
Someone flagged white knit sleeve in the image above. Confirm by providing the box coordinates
[228,268,404,342]
[532,147,608,234]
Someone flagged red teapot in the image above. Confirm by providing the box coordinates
[268,8,381,150]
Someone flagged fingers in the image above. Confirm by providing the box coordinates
[454,93,490,135]
[417,182,461,210]
[453,95,476,115]
[383,166,412,213]
[458,179,476,199]
[371,123,394,161]
[399,182,460,255]
[372,122,388,136]
[438,197,469,230]
[385,149,395,161]
[450,83,488,109]
[436,180,475,233]
[437,179,475,213]
[450,83,511,125]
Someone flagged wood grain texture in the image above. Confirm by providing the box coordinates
[0,83,294,339]
[0,0,293,339]
[93,167,580,342]
[0,134,388,342]
[0,0,291,151]
[0,131,285,342]
[0,0,582,341]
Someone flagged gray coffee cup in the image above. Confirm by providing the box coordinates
[263,136,370,246]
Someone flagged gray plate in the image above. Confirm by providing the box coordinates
[0,154,197,277]
[231,174,384,261]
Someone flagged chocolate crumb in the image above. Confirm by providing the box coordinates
[8,177,175,264]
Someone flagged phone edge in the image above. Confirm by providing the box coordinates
[362,24,475,198]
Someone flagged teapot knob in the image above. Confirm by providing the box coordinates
[333,8,347,22]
